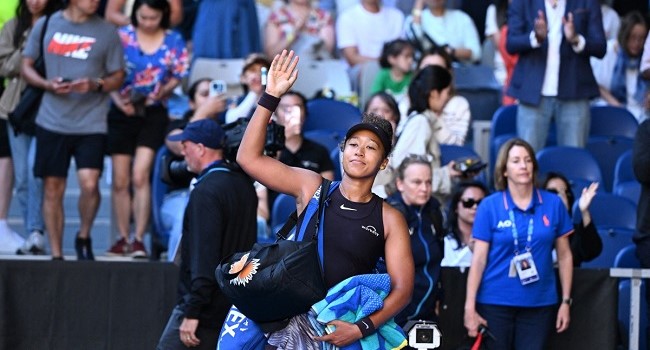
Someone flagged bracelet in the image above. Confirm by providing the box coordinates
[355,316,376,338]
[257,92,281,112]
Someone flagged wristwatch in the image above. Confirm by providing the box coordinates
[562,297,573,306]
[94,78,104,92]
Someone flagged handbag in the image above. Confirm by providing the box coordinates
[215,178,333,329]
[8,15,50,136]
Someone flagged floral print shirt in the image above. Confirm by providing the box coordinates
[118,24,189,103]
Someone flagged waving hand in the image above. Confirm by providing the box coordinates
[266,50,299,98]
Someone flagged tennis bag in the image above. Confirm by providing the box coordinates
[215,179,336,324]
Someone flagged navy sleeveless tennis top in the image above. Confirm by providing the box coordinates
[321,188,385,288]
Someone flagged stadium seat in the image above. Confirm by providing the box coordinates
[489,104,518,175]
[453,64,501,122]
[586,136,634,192]
[614,150,636,186]
[613,150,641,204]
[581,227,634,268]
[359,60,382,108]
[271,193,297,234]
[537,146,603,198]
[575,193,637,231]
[303,129,342,153]
[305,98,361,135]
[188,58,244,97]
[291,59,353,99]
[615,182,642,206]
[614,245,641,268]
[589,105,639,139]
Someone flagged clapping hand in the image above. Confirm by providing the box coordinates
[562,12,578,44]
[265,50,299,98]
[534,10,548,42]
[578,182,598,213]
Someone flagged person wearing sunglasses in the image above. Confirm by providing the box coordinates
[464,138,574,350]
[441,181,489,268]
[381,154,445,327]
[541,172,602,267]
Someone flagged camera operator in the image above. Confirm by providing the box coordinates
[160,78,227,260]
[157,118,257,349]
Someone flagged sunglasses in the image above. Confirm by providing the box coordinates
[461,198,482,208]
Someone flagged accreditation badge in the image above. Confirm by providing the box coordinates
[512,252,539,285]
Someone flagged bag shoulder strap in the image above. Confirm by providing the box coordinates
[34,15,51,76]
[275,178,332,241]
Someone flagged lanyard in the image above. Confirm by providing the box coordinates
[194,162,228,185]
[508,210,533,256]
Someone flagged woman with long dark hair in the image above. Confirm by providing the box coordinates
[441,181,489,268]
[0,0,62,254]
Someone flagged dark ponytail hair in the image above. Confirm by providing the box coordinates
[408,65,452,115]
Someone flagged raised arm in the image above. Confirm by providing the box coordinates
[236,50,321,208]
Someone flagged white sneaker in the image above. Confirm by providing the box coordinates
[16,230,46,255]
[0,227,25,254]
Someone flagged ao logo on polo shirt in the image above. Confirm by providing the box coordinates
[497,220,513,229]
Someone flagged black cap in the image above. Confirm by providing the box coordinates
[345,123,392,157]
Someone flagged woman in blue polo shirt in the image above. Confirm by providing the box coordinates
[463,138,574,350]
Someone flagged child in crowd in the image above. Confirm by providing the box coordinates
[370,39,414,102]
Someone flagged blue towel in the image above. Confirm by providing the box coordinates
[310,274,408,350]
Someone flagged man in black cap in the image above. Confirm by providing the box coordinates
[157,119,257,349]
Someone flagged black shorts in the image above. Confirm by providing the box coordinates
[0,119,10,158]
[34,126,106,178]
[106,104,169,155]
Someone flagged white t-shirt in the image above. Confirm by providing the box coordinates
[484,4,506,85]
[336,4,404,59]
[441,235,473,267]
[404,8,481,62]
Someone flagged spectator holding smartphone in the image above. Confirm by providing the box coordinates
[106,0,188,258]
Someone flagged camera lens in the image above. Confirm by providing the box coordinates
[416,328,434,344]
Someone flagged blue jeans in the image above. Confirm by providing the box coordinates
[157,305,220,350]
[6,130,43,234]
[476,303,555,350]
[517,97,590,152]
[160,189,190,262]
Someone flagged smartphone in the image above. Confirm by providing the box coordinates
[209,80,227,97]
[60,78,72,83]
[261,67,268,87]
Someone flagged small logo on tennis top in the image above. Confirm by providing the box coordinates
[362,225,379,237]
[340,204,357,211]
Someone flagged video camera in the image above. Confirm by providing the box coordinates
[404,320,442,349]
[161,118,285,188]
